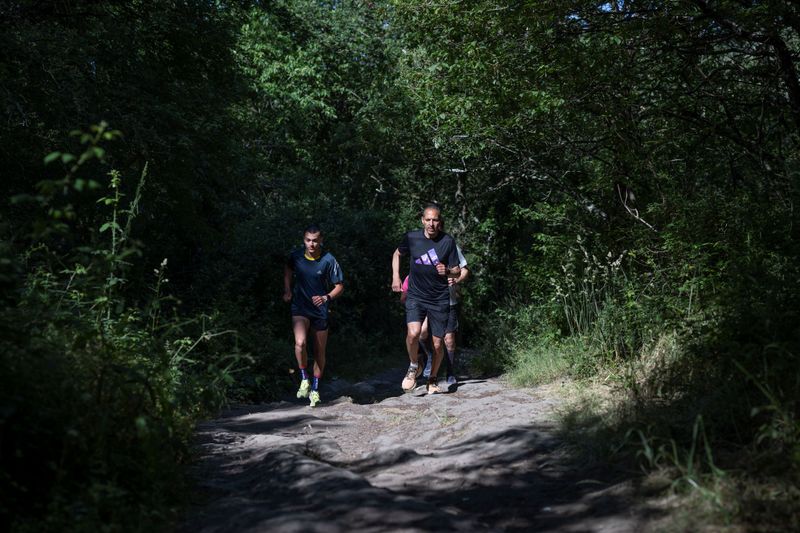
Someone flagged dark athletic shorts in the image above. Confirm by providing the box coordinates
[405,297,449,338]
[292,314,328,332]
[445,304,459,334]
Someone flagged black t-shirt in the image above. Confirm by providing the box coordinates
[397,229,459,305]
[286,249,343,319]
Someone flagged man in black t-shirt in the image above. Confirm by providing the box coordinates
[392,204,461,394]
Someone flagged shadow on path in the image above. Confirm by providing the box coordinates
[182,371,664,532]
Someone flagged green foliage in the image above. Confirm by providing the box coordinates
[3,0,800,529]
[1,0,251,286]
[0,129,242,531]
[184,0,419,400]
[389,2,800,526]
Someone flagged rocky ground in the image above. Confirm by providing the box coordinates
[180,360,668,532]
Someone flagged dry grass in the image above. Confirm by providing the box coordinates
[544,336,800,532]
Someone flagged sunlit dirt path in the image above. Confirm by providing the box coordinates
[180,364,663,532]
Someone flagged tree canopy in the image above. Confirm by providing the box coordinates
[1,1,798,530]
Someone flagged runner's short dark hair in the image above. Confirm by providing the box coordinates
[304,224,323,235]
[422,203,442,217]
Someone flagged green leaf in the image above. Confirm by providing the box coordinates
[10,194,41,205]
[44,152,61,164]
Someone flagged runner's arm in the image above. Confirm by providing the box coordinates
[282,264,293,302]
[327,282,344,301]
[312,282,343,307]
[392,248,403,292]
[445,241,461,278]
[449,265,469,285]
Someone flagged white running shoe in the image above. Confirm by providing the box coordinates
[309,390,321,407]
[402,365,422,392]
[426,377,442,395]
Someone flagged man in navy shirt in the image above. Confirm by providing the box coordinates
[392,204,461,394]
[283,225,344,407]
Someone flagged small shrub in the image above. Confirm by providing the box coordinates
[0,126,242,532]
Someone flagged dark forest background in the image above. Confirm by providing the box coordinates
[1,1,798,530]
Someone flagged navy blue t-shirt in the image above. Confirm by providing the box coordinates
[287,249,343,319]
[397,230,459,306]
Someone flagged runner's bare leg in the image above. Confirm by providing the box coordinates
[430,335,445,377]
[292,316,310,369]
[406,321,422,364]
[313,328,328,377]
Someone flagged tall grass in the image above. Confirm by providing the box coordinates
[0,125,243,532]
[492,229,800,529]
[507,336,573,387]
[492,237,635,386]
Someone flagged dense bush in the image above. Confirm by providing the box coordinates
[0,128,242,531]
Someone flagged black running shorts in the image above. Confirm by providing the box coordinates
[445,304,460,334]
[405,297,449,338]
[293,314,329,331]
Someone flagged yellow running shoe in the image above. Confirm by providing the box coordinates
[309,390,321,407]
[297,379,310,399]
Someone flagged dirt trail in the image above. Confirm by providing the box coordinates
[181,360,664,532]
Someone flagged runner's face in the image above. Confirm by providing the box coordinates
[421,209,442,238]
[304,232,323,256]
